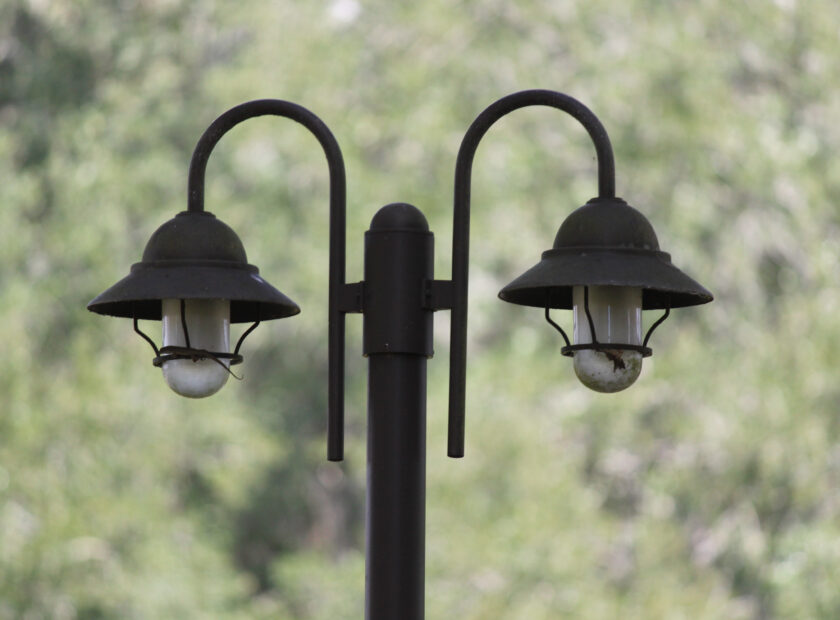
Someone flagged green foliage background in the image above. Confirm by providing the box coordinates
[1,0,839,618]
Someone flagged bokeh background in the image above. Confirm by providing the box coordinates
[2,0,840,618]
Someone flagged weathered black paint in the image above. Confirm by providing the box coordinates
[363,203,433,620]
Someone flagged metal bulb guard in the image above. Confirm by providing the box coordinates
[131,299,262,378]
[543,286,672,358]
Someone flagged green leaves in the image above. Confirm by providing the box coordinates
[3,0,840,616]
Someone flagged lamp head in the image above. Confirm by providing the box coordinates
[87,210,299,397]
[499,197,712,392]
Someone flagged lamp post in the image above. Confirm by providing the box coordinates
[88,90,712,619]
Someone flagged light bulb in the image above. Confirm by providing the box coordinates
[572,286,642,393]
[161,298,230,398]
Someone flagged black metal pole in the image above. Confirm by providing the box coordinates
[362,203,434,620]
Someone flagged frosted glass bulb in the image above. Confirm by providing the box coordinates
[161,298,230,398]
[572,286,643,393]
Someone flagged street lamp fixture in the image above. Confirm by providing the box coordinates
[499,195,712,392]
[88,210,301,397]
[87,90,711,619]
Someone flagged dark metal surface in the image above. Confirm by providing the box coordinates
[363,203,433,620]
[544,307,572,347]
[86,211,300,322]
[233,321,261,356]
[551,197,659,249]
[186,99,350,462]
[133,317,160,356]
[422,280,455,311]
[87,99,349,462]
[498,248,711,309]
[152,347,243,369]
[560,343,652,357]
[498,197,713,309]
[643,306,670,348]
[366,356,427,620]
[363,203,434,358]
[448,90,619,458]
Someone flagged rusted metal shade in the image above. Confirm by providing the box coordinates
[87,211,300,323]
[498,197,713,310]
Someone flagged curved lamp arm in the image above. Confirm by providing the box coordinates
[187,99,348,461]
[448,89,616,457]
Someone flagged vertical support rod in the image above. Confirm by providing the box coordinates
[363,203,434,620]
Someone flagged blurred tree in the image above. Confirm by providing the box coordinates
[1,0,839,618]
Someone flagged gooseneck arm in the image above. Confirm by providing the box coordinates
[187,99,349,461]
[447,90,616,457]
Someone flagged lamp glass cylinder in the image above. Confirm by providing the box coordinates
[161,298,230,398]
[572,285,643,393]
